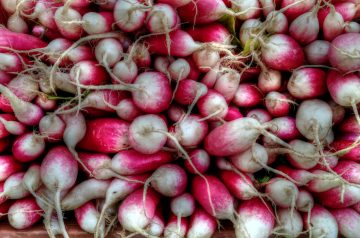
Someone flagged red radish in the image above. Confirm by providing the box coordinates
[0,84,43,126]
[219,170,258,200]
[233,83,262,108]
[0,53,24,73]
[258,69,282,93]
[239,18,262,47]
[22,164,42,199]
[265,178,299,208]
[296,189,314,213]
[77,118,130,153]
[186,23,231,44]
[312,153,339,171]
[328,100,346,125]
[276,165,315,185]
[235,198,275,238]
[184,149,210,174]
[114,0,147,32]
[167,104,185,122]
[75,201,100,234]
[163,215,188,238]
[289,9,320,45]
[113,98,142,122]
[78,152,112,179]
[40,146,78,238]
[213,71,240,102]
[286,140,320,169]
[0,201,11,219]
[259,0,275,16]
[12,133,45,162]
[145,30,201,57]
[260,34,304,71]
[193,48,220,73]
[274,208,303,237]
[169,114,209,147]
[323,8,344,41]
[187,207,217,238]
[0,114,26,137]
[353,202,360,213]
[111,150,173,175]
[118,188,160,235]
[0,138,12,153]
[329,33,360,72]
[154,56,174,74]
[146,3,178,34]
[145,164,187,197]
[54,6,83,40]
[128,43,151,68]
[316,185,360,208]
[230,0,261,20]
[281,0,316,22]
[112,60,138,84]
[128,114,167,154]
[1,172,29,200]
[170,193,195,218]
[0,155,22,182]
[168,58,190,81]
[230,143,268,173]
[145,208,164,237]
[174,79,208,108]
[296,99,333,141]
[265,11,288,34]
[39,115,65,142]
[0,70,12,84]
[95,38,123,67]
[330,208,360,238]
[246,109,272,124]
[225,106,243,121]
[330,140,360,162]
[265,116,300,142]
[8,197,42,230]
[304,40,331,65]
[157,0,191,7]
[339,116,360,134]
[7,14,28,33]
[82,11,113,34]
[70,60,108,86]
[303,205,338,238]
[35,95,57,111]
[264,92,291,117]
[200,63,221,88]
[197,89,228,121]
[307,170,343,193]
[0,29,47,51]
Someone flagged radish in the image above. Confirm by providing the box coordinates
[303,205,338,238]
[12,132,45,162]
[230,0,261,20]
[167,104,186,122]
[219,170,258,200]
[197,89,228,121]
[235,198,275,238]
[265,11,288,34]
[281,0,316,22]
[170,193,195,219]
[0,200,11,219]
[323,7,345,41]
[82,11,114,35]
[184,149,210,174]
[70,60,108,86]
[260,34,304,71]
[61,179,111,211]
[113,98,143,122]
[145,208,165,237]
[114,0,147,32]
[74,201,101,234]
[330,208,360,238]
[187,207,217,238]
[35,95,57,111]
[117,188,160,236]
[8,197,42,230]
[289,8,320,45]
[163,215,188,238]
[7,14,28,33]
[264,91,292,117]
[111,150,173,175]
[0,114,26,137]
[40,146,78,238]
[95,38,123,67]
[296,189,314,213]
[185,23,231,44]
[0,155,22,182]
[246,109,272,123]
[0,29,47,51]
[77,152,113,179]
[307,170,343,193]
[39,114,65,142]
[339,115,360,134]
[345,21,360,33]
[258,69,282,93]
[1,172,29,201]
[276,165,315,185]
[77,118,130,153]
[265,178,299,208]
[54,6,83,40]
[174,79,208,110]
[0,53,24,73]
[316,185,360,208]
[329,99,345,124]
[286,140,320,169]
[192,48,220,73]
[287,68,327,99]
[230,143,268,173]
[328,33,360,72]
[233,83,262,108]
[112,60,138,84]
[274,208,303,237]
[304,40,331,65]
[259,0,275,16]
[265,116,300,142]
[22,164,42,200]
[146,3,179,35]
[128,43,151,68]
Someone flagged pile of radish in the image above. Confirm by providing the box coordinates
[0,0,360,237]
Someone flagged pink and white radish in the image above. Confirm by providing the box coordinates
[39,114,65,142]
[197,89,228,121]
[184,149,210,174]
[265,178,299,208]
[286,140,320,169]
[274,208,303,237]
[114,0,148,32]
[170,193,195,218]
[304,40,331,65]
[229,143,268,173]
[8,197,42,230]
[246,109,272,124]
[289,8,320,45]
[303,205,338,238]
[163,215,188,238]
[82,11,114,35]
[219,170,258,200]
[0,155,22,182]
[187,207,217,238]
[1,172,29,201]
[264,92,291,117]
[75,201,101,234]
[330,208,360,238]
[12,132,45,162]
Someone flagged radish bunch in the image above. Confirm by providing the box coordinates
[0,0,359,238]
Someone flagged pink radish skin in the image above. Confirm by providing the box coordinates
[111,150,173,175]
[316,185,360,208]
[264,92,291,117]
[323,9,344,41]
[167,104,185,122]
[192,175,235,220]
[0,29,47,51]
[265,11,288,34]
[35,95,57,111]
[186,23,231,44]
[235,198,275,238]
[339,116,360,134]
[40,146,78,238]
[8,197,42,230]
[128,43,151,68]
[75,201,100,234]
[184,149,210,174]
[54,7,83,40]
[0,71,12,84]
[148,164,187,197]
[0,114,26,137]
[170,193,195,217]
[114,0,147,32]
[145,208,165,237]
[261,34,304,71]
[258,69,282,93]
[77,118,130,153]
[312,153,339,171]
[265,116,300,141]
[174,79,208,106]
[129,114,168,154]
[276,208,303,237]
[304,40,331,65]
[0,53,24,73]
[39,115,65,142]
[169,115,209,147]
[132,71,172,113]
[118,188,160,235]
[303,205,338,238]
[197,89,228,121]
[307,170,343,193]
[246,109,272,124]
[225,106,243,121]
[78,152,112,179]
[67,45,94,64]
[276,165,315,185]
[23,164,42,198]
[289,9,320,45]
[213,71,240,102]
[95,38,123,67]
[114,99,142,122]
[146,3,179,33]
[330,140,360,162]
[333,161,360,184]
[12,133,45,162]
[265,178,299,208]
[286,140,320,169]
[0,155,22,182]
[187,207,217,238]
[164,215,188,238]
[154,56,174,74]
[145,30,201,57]
[287,68,327,99]
[61,179,111,211]
[219,170,257,200]
[329,33,360,72]
[230,143,268,173]
[157,0,191,7]
[0,201,11,219]
[112,60,138,84]
[281,0,316,22]
[296,99,333,140]
[70,60,108,86]
[1,172,29,200]
[201,64,221,88]
[82,11,114,34]
[330,208,360,238]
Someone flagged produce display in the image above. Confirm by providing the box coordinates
[0,0,359,237]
